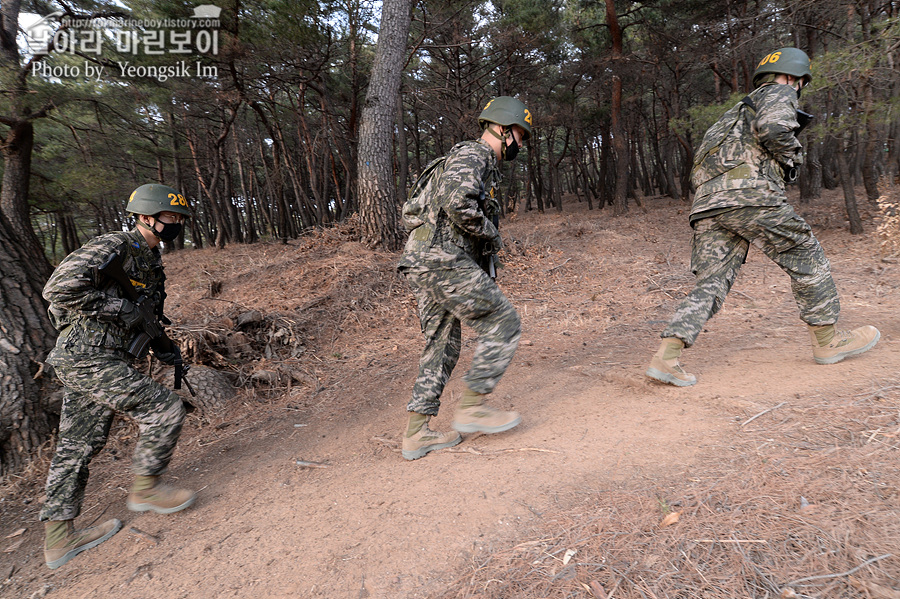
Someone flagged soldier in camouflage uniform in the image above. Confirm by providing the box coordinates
[397,96,532,460]
[39,184,196,569]
[647,48,880,387]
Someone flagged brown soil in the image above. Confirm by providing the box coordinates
[2,187,898,599]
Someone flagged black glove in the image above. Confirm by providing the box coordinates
[152,344,182,366]
[119,300,144,329]
[779,163,798,184]
[482,235,502,255]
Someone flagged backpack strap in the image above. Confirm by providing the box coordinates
[403,155,447,241]
[740,95,757,114]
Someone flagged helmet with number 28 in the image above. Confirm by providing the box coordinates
[126,184,191,218]
[752,47,812,88]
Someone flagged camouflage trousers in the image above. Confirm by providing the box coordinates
[403,258,521,415]
[40,346,185,522]
[663,204,839,347]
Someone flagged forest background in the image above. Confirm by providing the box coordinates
[1,0,899,475]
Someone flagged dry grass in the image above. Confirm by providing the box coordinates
[875,184,900,260]
[4,187,897,598]
[159,215,414,403]
[433,380,900,599]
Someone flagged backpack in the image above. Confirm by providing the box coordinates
[401,155,446,232]
[690,96,758,188]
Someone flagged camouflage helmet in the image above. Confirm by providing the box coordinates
[126,183,191,217]
[478,96,532,141]
[753,47,812,88]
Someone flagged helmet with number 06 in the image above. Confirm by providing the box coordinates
[126,184,191,217]
[752,47,812,88]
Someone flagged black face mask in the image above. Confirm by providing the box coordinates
[504,135,520,161]
[155,221,183,242]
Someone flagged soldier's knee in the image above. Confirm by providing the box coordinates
[154,391,187,429]
[501,305,521,341]
[170,397,187,426]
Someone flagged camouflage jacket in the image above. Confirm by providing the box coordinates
[690,83,803,222]
[398,139,502,271]
[43,228,166,353]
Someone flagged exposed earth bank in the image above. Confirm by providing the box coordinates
[2,187,898,598]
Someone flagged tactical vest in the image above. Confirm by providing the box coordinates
[48,230,165,352]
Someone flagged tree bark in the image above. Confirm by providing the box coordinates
[0,212,57,475]
[0,0,62,474]
[605,0,628,216]
[1,122,53,281]
[356,0,410,250]
[861,80,880,202]
[834,133,863,234]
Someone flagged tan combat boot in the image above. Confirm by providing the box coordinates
[809,324,880,365]
[402,413,462,460]
[646,337,697,387]
[44,518,122,569]
[452,389,521,434]
[127,475,196,514]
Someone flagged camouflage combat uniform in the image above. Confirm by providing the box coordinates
[398,140,521,415]
[662,83,839,347]
[40,229,185,522]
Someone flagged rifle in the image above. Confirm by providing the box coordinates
[481,214,500,279]
[98,251,196,396]
[796,109,814,135]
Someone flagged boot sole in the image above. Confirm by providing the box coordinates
[814,330,881,365]
[452,415,522,434]
[402,434,462,460]
[127,494,196,515]
[46,519,123,570]
[646,367,697,387]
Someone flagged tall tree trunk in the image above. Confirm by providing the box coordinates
[605,0,628,216]
[356,0,410,250]
[166,111,189,250]
[1,123,52,280]
[0,213,56,475]
[834,132,864,235]
[799,139,823,202]
[0,0,59,474]
[397,94,410,197]
[861,81,880,202]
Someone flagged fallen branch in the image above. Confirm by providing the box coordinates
[692,539,768,544]
[447,446,561,456]
[741,402,786,427]
[129,526,161,545]
[786,553,892,585]
[547,258,572,272]
[295,460,328,469]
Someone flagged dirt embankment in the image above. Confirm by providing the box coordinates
[2,187,898,599]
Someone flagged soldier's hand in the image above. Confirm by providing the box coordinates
[484,197,501,218]
[780,162,798,183]
[152,344,182,366]
[119,300,144,329]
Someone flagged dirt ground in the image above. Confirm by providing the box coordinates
[2,187,898,599]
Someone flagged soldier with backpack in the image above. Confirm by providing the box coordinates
[397,96,532,460]
[646,47,880,387]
